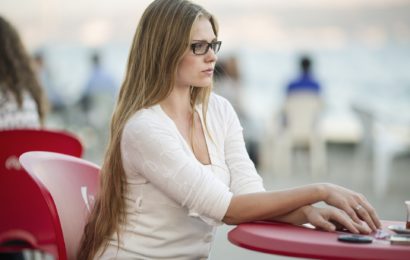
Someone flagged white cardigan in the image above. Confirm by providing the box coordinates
[0,90,40,130]
[98,94,265,260]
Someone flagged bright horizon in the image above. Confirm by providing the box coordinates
[1,0,409,51]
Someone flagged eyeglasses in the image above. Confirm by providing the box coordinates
[190,41,222,55]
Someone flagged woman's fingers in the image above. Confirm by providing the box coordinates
[307,207,372,235]
[353,204,376,231]
[310,214,337,232]
[342,203,362,224]
[353,221,372,235]
[324,185,381,232]
[328,210,362,234]
[356,199,382,230]
[307,208,357,233]
[325,184,363,224]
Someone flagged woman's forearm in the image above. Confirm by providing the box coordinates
[223,184,327,225]
[269,205,312,225]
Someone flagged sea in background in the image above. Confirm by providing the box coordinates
[36,42,410,141]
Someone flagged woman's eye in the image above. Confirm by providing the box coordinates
[195,43,206,49]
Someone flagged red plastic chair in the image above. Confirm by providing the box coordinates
[0,129,83,173]
[0,129,83,258]
[19,151,100,260]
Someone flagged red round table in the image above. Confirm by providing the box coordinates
[228,221,410,260]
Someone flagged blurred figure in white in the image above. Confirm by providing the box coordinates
[0,16,47,130]
[274,55,326,176]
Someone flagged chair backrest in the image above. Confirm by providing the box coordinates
[0,129,83,174]
[0,129,83,258]
[285,92,323,146]
[19,151,100,260]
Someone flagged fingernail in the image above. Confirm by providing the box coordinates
[329,225,335,231]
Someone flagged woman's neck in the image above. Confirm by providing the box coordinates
[160,86,193,121]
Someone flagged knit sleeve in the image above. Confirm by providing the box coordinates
[121,112,233,222]
[221,98,266,195]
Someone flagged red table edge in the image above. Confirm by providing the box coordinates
[228,221,410,260]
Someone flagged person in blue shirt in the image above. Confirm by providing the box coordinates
[278,55,325,176]
[286,55,321,95]
[80,52,117,114]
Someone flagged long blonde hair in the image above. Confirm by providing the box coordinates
[78,0,218,259]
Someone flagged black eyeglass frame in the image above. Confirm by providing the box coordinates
[190,41,222,55]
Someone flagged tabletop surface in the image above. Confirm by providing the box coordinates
[228,220,410,260]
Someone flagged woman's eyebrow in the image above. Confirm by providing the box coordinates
[191,38,217,42]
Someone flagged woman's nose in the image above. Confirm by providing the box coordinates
[205,48,217,63]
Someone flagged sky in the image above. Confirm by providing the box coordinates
[1,0,410,51]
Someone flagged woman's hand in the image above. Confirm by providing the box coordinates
[303,206,372,234]
[320,183,381,231]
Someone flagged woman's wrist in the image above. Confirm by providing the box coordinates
[301,205,313,216]
[273,205,315,225]
[300,205,316,224]
[315,183,329,202]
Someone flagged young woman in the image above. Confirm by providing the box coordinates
[0,16,47,129]
[79,1,381,259]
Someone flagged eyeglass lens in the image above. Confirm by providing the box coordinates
[192,41,221,55]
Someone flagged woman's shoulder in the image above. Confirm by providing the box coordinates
[124,106,167,133]
[209,92,230,106]
[208,92,232,109]
[207,92,236,116]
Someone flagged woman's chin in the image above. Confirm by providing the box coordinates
[195,79,213,88]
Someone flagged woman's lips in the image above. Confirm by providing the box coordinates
[202,69,214,76]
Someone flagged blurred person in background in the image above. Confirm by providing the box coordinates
[33,50,64,113]
[76,51,118,156]
[0,16,47,130]
[214,55,260,167]
[78,1,380,259]
[214,55,242,114]
[78,51,117,132]
[274,55,326,176]
[286,55,321,96]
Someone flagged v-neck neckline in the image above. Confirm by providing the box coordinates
[154,104,213,166]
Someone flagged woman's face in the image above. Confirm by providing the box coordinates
[175,16,218,89]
